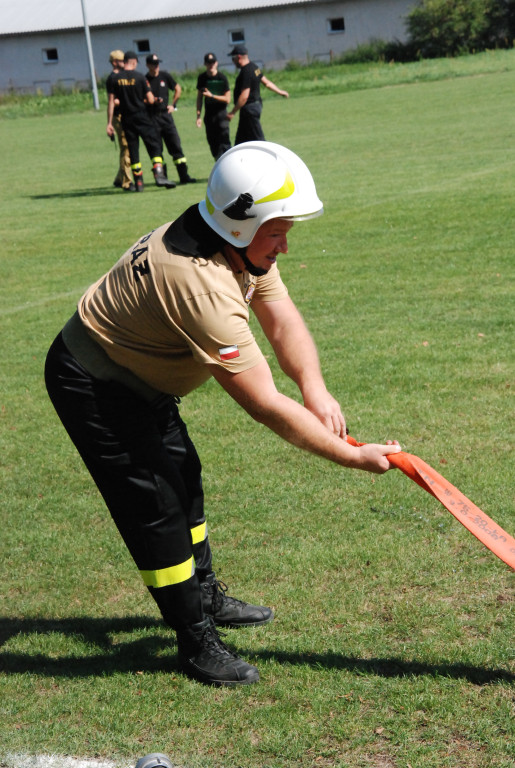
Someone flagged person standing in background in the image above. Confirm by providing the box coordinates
[107,51,175,192]
[145,54,197,185]
[227,44,289,144]
[196,52,231,160]
[106,50,133,192]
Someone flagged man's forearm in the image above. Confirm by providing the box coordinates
[107,94,115,125]
[228,88,250,116]
[277,326,326,398]
[262,76,289,98]
[210,360,397,474]
[252,296,345,434]
[254,298,325,394]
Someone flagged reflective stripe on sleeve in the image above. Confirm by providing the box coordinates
[140,555,195,588]
[190,521,208,545]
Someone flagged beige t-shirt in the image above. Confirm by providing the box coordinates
[78,222,288,396]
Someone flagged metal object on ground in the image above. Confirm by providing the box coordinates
[135,755,174,768]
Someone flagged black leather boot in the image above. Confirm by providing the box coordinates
[153,163,176,188]
[177,616,259,686]
[177,162,197,184]
[200,572,274,628]
[133,172,144,192]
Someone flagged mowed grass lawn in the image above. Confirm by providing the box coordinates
[1,55,514,768]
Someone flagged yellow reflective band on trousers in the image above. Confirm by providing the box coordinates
[190,521,207,545]
[140,555,195,588]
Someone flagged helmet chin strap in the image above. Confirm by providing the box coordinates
[223,193,266,275]
[235,246,268,277]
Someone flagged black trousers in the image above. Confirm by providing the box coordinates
[45,333,211,630]
[122,113,162,166]
[235,102,265,145]
[153,111,185,161]
[204,110,231,160]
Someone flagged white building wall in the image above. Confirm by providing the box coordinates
[0,0,415,94]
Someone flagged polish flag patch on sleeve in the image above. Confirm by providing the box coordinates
[219,345,240,361]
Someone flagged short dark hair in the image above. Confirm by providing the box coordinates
[228,44,248,56]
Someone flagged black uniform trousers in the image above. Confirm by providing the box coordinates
[152,111,185,161]
[45,332,210,631]
[235,101,265,145]
[204,110,231,160]
[122,113,162,166]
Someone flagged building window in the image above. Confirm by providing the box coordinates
[135,39,151,54]
[43,48,59,63]
[229,29,245,45]
[328,17,345,33]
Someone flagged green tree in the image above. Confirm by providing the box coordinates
[484,0,515,46]
[407,0,493,57]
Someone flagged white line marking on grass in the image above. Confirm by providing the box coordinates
[1,756,183,768]
[0,289,88,317]
[1,756,131,768]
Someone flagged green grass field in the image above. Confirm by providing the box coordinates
[1,52,514,768]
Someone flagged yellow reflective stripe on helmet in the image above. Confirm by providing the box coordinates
[206,194,215,214]
[255,170,295,204]
[191,521,207,545]
[140,556,195,588]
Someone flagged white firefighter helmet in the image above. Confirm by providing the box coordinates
[198,141,323,247]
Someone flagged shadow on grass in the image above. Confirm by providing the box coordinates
[30,187,126,199]
[30,182,209,200]
[0,616,512,685]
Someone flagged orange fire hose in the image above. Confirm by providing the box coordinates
[347,436,515,569]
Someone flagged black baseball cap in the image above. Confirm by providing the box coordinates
[146,54,162,65]
[204,52,217,64]
[124,50,139,62]
[228,44,248,56]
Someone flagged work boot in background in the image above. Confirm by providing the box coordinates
[133,172,144,192]
[153,162,176,188]
[176,160,197,184]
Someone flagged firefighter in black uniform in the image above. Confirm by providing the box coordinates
[145,54,196,185]
[227,44,289,145]
[196,52,231,160]
[107,51,175,192]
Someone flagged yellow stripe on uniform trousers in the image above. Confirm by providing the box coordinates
[190,521,207,545]
[140,555,195,588]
